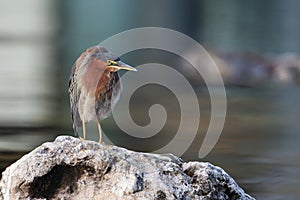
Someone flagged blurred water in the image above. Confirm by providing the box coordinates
[201,86,300,200]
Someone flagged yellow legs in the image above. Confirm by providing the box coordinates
[80,120,103,144]
[81,121,87,140]
[97,120,102,143]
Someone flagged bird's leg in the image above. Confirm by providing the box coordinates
[81,121,86,140]
[97,120,102,143]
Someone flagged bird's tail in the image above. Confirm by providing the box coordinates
[73,124,79,137]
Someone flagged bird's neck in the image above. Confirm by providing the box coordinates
[95,70,120,97]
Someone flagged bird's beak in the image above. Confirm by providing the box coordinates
[114,61,137,71]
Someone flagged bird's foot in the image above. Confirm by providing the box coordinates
[105,144,113,149]
[98,140,107,145]
[98,140,103,144]
[98,140,113,148]
[79,137,86,141]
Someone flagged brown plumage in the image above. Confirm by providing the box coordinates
[68,45,136,142]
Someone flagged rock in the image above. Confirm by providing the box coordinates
[273,53,300,85]
[178,47,274,87]
[0,136,255,200]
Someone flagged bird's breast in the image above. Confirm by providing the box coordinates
[81,66,105,92]
[77,65,105,122]
[95,72,121,120]
[77,88,97,122]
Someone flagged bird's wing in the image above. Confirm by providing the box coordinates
[68,63,82,136]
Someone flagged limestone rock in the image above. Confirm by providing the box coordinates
[0,136,255,200]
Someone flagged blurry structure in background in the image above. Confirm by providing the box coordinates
[179,47,300,87]
[0,0,59,169]
[179,48,275,87]
[0,0,58,127]
[200,0,300,53]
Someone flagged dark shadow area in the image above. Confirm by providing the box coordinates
[29,164,93,199]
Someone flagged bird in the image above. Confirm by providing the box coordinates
[68,45,137,143]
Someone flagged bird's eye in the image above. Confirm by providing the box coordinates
[107,60,118,66]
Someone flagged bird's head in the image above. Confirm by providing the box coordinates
[76,46,137,74]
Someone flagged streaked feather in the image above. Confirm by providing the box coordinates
[68,63,82,136]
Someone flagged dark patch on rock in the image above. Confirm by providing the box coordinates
[155,190,167,200]
[133,172,144,193]
[29,164,88,199]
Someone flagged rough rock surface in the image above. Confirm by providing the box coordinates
[0,136,255,200]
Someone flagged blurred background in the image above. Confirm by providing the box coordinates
[0,0,300,199]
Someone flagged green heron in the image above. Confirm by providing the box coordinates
[68,45,137,143]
